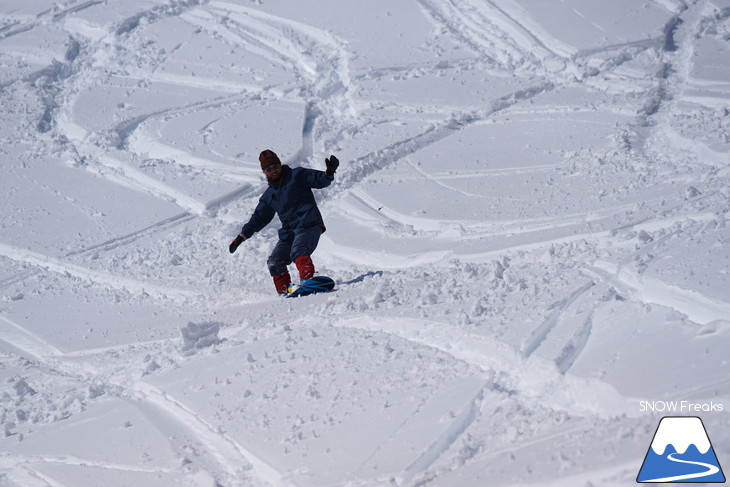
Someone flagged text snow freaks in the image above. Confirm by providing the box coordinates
[640,401,724,413]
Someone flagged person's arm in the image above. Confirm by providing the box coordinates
[300,155,339,188]
[229,199,275,253]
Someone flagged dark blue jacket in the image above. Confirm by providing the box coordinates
[241,165,333,240]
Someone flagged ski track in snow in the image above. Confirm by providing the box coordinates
[1,0,730,485]
[0,242,200,302]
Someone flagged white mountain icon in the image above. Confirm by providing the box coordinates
[651,417,711,455]
[637,416,725,483]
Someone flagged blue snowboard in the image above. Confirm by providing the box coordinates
[285,276,336,298]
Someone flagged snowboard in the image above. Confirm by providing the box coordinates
[285,276,336,298]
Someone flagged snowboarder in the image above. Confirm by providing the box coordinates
[229,149,339,294]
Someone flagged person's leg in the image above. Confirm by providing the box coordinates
[291,226,323,281]
[267,238,293,293]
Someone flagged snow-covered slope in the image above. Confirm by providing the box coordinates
[1,1,729,486]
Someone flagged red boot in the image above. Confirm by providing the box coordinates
[294,255,315,281]
[272,272,291,295]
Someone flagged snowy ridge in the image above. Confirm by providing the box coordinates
[335,315,636,419]
[1,0,729,486]
[595,260,730,325]
[0,316,63,361]
[133,381,289,487]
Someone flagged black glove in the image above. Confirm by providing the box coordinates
[325,155,339,177]
[229,234,246,254]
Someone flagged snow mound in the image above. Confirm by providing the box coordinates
[180,321,223,356]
